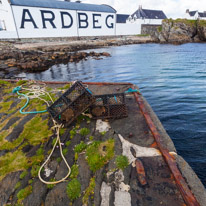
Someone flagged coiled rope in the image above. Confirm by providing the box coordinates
[13,82,71,184]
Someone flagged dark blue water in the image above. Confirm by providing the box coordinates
[18,43,206,186]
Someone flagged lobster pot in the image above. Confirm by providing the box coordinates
[48,81,95,125]
[90,93,128,119]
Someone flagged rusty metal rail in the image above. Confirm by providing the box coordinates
[132,86,200,206]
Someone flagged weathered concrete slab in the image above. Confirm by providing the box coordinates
[0,80,205,206]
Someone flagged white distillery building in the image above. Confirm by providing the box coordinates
[0,0,118,39]
[184,9,206,20]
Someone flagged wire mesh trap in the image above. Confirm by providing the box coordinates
[48,81,95,125]
[90,93,128,119]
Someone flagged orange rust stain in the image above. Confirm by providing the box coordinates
[135,159,147,186]
[150,142,157,148]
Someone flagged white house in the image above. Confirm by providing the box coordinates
[0,0,117,39]
[184,9,206,20]
[127,6,167,25]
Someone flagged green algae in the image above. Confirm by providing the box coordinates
[67,178,81,201]
[17,185,32,203]
[47,178,56,189]
[31,165,41,178]
[82,177,95,205]
[20,171,28,179]
[70,128,76,139]
[15,181,21,190]
[0,150,28,181]
[65,140,71,147]
[115,155,129,170]
[74,141,87,153]
[86,139,114,172]
[79,128,90,136]
[0,115,52,151]
[62,148,68,156]
[70,164,79,179]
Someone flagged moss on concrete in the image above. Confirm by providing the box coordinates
[74,141,87,153]
[86,139,114,172]
[17,185,32,203]
[66,178,81,201]
[70,164,79,179]
[0,150,28,181]
[82,177,95,205]
[115,155,129,170]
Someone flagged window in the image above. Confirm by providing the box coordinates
[0,20,6,31]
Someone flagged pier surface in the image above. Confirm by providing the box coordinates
[0,80,205,206]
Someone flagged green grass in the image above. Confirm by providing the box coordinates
[67,178,81,201]
[136,34,150,37]
[115,155,129,170]
[198,20,206,26]
[157,26,162,32]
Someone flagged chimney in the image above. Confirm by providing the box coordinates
[186,9,189,13]
[139,5,142,10]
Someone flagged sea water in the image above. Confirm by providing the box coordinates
[19,43,206,186]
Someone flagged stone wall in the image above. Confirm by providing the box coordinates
[141,24,160,36]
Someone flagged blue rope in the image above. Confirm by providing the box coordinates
[12,86,47,114]
[125,88,140,94]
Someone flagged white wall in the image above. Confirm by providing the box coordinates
[127,18,162,25]
[77,11,115,36]
[116,23,141,35]
[11,5,115,38]
[12,6,78,38]
[0,0,17,31]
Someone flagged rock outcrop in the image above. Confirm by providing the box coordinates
[153,19,206,44]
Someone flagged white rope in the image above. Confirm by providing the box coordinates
[19,82,71,184]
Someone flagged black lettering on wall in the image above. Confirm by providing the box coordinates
[106,15,114,29]
[20,9,38,29]
[40,10,56,29]
[78,13,88,28]
[61,12,73,28]
[93,14,101,29]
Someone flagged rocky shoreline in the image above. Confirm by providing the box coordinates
[152,19,206,44]
[0,36,153,79]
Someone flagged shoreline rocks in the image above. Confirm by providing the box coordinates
[152,19,206,44]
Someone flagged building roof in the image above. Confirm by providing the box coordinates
[131,8,167,19]
[10,0,116,13]
[198,12,206,17]
[116,14,129,23]
[188,11,197,16]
